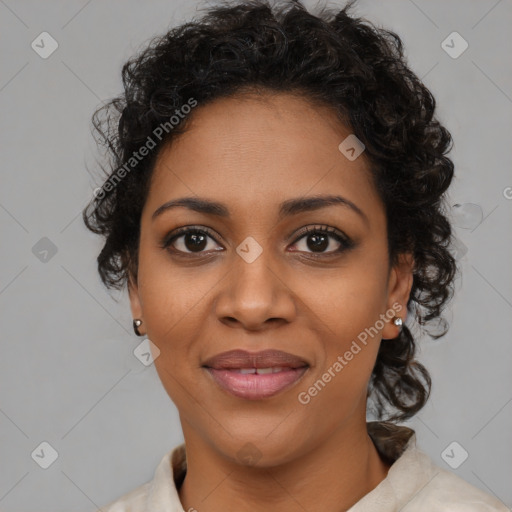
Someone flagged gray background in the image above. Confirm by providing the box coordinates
[1,0,511,510]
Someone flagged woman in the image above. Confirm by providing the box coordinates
[83,0,507,510]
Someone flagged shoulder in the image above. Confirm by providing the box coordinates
[96,481,150,512]
[368,422,508,512]
[95,446,182,512]
[401,451,509,511]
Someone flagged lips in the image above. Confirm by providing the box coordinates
[202,349,309,370]
[202,349,310,400]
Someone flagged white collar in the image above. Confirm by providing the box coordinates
[144,421,422,511]
[140,421,507,511]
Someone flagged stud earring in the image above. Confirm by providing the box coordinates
[133,319,143,336]
[393,316,403,328]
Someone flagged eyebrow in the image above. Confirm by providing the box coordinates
[152,194,368,224]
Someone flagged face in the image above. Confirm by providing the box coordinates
[129,92,413,465]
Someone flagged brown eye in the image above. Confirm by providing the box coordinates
[290,225,354,255]
[161,227,223,255]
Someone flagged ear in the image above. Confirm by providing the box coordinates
[128,273,144,333]
[381,252,414,340]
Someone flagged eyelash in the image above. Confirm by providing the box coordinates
[160,224,354,258]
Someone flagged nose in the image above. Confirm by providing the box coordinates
[214,247,297,331]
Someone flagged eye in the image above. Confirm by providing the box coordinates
[289,225,354,255]
[160,224,354,258]
[160,226,223,255]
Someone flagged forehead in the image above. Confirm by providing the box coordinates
[144,92,382,222]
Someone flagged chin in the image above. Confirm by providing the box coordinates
[211,425,308,468]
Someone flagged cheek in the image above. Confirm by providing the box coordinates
[135,242,231,408]
[295,291,385,427]
[297,249,389,407]
[136,242,216,343]
[297,247,390,343]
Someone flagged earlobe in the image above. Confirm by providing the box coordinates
[381,253,414,340]
[132,318,144,337]
[128,274,144,332]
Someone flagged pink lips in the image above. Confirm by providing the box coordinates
[202,349,309,400]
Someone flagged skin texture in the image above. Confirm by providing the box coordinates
[128,92,414,512]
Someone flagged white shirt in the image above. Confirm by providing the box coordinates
[98,422,508,511]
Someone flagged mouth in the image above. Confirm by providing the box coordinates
[201,349,310,400]
[203,366,309,400]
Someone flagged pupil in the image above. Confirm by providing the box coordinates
[186,232,207,252]
[308,233,328,252]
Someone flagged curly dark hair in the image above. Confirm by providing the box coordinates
[82,0,457,422]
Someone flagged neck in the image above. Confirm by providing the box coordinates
[178,418,391,512]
